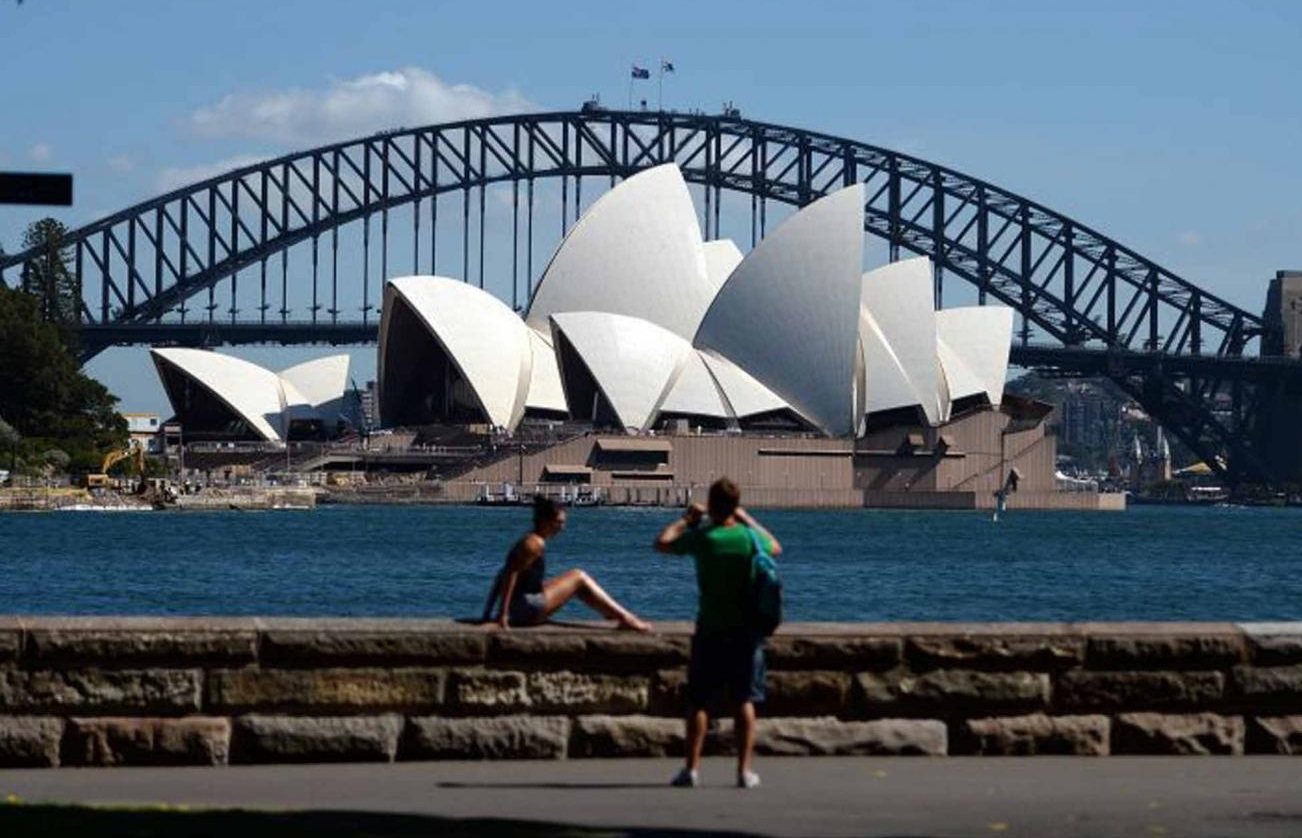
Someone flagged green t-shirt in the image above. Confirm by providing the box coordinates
[670,523,772,633]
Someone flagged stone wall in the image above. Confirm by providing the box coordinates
[0,618,1298,766]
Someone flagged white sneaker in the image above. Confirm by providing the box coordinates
[737,770,761,789]
[670,767,700,788]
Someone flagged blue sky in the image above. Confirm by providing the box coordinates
[2,0,1300,414]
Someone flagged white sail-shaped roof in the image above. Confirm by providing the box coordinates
[525,327,568,414]
[694,184,866,436]
[859,307,922,419]
[660,350,731,419]
[381,276,532,430]
[279,355,350,425]
[150,347,288,441]
[698,350,791,419]
[936,306,1014,408]
[550,311,691,432]
[936,337,986,405]
[525,164,712,340]
[860,257,943,424]
[702,239,744,297]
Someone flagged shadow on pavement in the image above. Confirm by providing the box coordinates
[0,803,798,838]
[437,781,664,790]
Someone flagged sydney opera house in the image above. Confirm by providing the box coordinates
[150,348,350,442]
[151,164,1092,507]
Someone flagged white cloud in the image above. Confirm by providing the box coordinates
[1177,231,1202,247]
[156,154,270,192]
[107,154,134,174]
[186,68,536,146]
[28,143,52,162]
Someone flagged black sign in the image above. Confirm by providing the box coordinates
[0,172,74,207]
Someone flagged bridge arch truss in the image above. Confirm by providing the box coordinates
[1,110,1295,482]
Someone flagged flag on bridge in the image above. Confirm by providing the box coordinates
[661,60,675,73]
[631,65,650,79]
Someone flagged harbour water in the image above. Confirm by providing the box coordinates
[2,505,1300,622]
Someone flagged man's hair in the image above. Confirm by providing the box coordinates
[707,477,741,519]
[532,495,561,527]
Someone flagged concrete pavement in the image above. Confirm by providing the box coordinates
[2,757,1301,837]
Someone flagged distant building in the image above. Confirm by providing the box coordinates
[359,380,379,430]
[122,412,161,453]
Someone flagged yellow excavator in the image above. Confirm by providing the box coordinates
[82,439,146,491]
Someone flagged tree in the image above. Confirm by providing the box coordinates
[0,416,18,473]
[0,285,125,470]
[41,448,70,474]
[20,217,82,351]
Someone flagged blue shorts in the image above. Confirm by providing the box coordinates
[508,592,547,626]
[686,632,766,710]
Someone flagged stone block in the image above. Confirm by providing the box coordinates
[453,666,651,713]
[0,630,20,663]
[1055,670,1223,712]
[1233,665,1302,708]
[955,714,1109,756]
[755,717,946,756]
[64,717,230,766]
[451,670,648,714]
[27,630,257,667]
[404,715,570,760]
[1245,716,1302,754]
[260,631,485,667]
[208,668,445,713]
[0,669,201,714]
[1085,635,1244,669]
[487,633,589,669]
[0,716,63,767]
[649,669,686,716]
[570,715,684,757]
[232,714,402,763]
[1113,713,1244,755]
[855,670,1050,716]
[765,671,852,716]
[1246,635,1302,666]
[766,636,901,671]
[907,635,1084,671]
[584,635,689,671]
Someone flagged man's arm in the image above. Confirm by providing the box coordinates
[737,505,782,556]
[654,503,704,553]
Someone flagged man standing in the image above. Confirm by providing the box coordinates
[654,477,782,789]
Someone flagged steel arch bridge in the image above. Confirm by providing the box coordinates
[2,109,1299,483]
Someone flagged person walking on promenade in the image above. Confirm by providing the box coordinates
[485,496,651,632]
[654,478,782,790]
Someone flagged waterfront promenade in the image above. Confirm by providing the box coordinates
[2,757,1301,836]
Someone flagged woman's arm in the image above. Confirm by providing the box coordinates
[654,503,704,553]
[736,505,782,556]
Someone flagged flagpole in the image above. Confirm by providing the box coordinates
[627,74,633,110]
[657,59,663,111]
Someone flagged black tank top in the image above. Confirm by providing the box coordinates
[514,544,545,597]
[482,539,546,622]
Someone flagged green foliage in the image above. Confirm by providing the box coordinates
[20,218,82,352]
[0,285,125,471]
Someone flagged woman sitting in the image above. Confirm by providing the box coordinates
[484,496,651,632]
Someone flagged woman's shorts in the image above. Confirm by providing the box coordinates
[508,592,547,626]
[686,632,766,710]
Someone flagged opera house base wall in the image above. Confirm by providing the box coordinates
[0,618,1296,766]
[446,411,1123,510]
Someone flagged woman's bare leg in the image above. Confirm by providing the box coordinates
[685,708,708,772]
[541,569,650,630]
[735,701,757,776]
